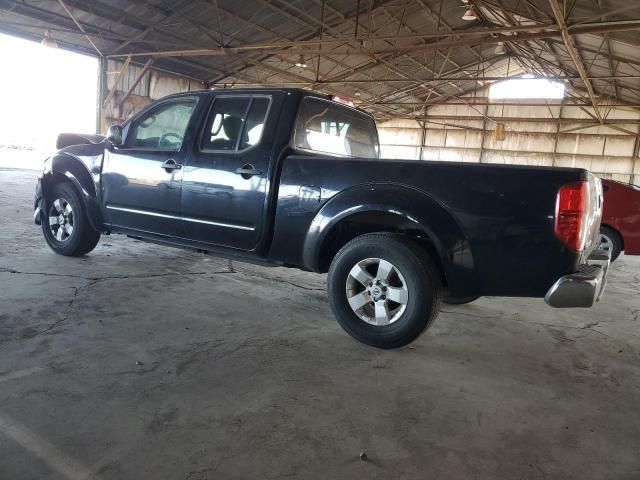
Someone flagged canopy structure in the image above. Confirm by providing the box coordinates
[1,0,639,123]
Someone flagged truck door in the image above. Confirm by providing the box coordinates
[102,97,199,237]
[181,94,276,250]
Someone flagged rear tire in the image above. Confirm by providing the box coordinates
[443,296,480,305]
[597,225,622,262]
[327,233,443,349]
[42,182,100,256]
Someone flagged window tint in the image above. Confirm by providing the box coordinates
[127,99,196,150]
[202,97,249,151]
[294,98,379,158]
[201,96,270,151]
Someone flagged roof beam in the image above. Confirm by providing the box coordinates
[548,0,603,122]
[105,19,640,58]
[198,75,640,85]
[57,0,102,55]
[109,0,198,54]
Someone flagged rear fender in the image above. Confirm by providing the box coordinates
[41,153,106,232]
[302,184,477,294]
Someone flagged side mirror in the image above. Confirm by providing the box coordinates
[106,125,123,146]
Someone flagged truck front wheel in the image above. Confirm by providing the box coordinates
[42,182,100,256]
[327,233,443,349]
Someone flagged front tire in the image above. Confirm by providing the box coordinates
[597,225,622,262]
[327,233,443,349]
[42,182,100,256]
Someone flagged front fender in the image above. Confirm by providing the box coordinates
[302,183,477,294]
[41,152,106,232]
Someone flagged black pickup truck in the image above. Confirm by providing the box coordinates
[34,88,610,348]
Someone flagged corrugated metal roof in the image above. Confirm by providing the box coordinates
[0,0,638,119]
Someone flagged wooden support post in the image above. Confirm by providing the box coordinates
[101,55,132,128]
[96,56,107,134]
[418,119,427,161]
[479,104,488,163]
[117,57,155,117]
[552,99,565,167]
[632,134,640,185]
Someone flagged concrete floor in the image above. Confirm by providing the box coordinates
[1,168,640,480]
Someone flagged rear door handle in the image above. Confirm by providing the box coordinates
[162,159,182,171]
[235,164,262,178]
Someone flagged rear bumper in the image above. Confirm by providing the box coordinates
[544,250,610,308]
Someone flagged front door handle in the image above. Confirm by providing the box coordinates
[236,164,262,179]
[162,159,182,172]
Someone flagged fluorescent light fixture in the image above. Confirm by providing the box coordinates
[41,30,58,49]
[462,8,477,21]
[295,54,308,68]
[494,42,507,55]
[489,77,565,99]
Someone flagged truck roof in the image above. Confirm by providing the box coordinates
[163,87,374,118]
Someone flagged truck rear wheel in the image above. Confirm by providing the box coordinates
[327,233,443,349]
[42,182,100,256]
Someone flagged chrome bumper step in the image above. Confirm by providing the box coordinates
[544,250,611,308]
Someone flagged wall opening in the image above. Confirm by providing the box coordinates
[489,76,565,100]
[0,33,98,169]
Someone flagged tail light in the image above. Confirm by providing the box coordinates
[554,180,590,252]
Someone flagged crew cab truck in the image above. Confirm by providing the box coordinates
[34,88,610,349]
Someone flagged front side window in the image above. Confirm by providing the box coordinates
[201,96,270,151]
[127,99,196,150]
[294,97,379,158]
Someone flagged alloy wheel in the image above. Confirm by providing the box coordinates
[345,257,409,326]
[48,198,74,242]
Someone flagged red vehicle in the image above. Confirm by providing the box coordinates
[598,179,640,261]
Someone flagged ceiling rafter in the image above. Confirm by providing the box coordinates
[1,0,640,122]
[548,0,604,122]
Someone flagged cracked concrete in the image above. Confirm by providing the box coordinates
[1,168,640,479]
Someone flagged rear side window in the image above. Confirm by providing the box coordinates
[294,97,379,158]
[201,96,270,151]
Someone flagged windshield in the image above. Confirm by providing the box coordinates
[293,97,379,159]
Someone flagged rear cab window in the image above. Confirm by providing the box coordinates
[293,97,379,159]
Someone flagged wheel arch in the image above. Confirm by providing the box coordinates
[303,184,474,288]
[41,154,105,232]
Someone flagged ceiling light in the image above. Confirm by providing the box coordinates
[41,30,58,48]
[295,54,308,68]
[494,42,506,55]
[462,8,477,21]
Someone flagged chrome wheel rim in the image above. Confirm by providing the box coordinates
[345,257,409,326]
[48,198,74,242]
[596,233,612,253]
